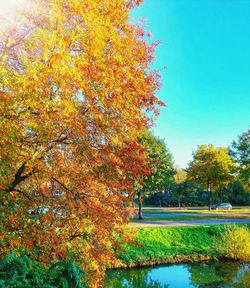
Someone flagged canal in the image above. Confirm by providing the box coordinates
[105,261,250,287]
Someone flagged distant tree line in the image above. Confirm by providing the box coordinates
[142,128,250,208]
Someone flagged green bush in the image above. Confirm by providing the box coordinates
[0,252,87,288]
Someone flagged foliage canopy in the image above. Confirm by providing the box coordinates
[187,144,236,191]
[0,0,163,285]
[138,130,175,194]
[230,128,250,185]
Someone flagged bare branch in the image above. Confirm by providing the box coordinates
[12,189,32,201]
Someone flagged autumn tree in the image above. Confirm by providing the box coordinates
[0,0,163,285]
[174,168,187,184]
[186,144,236,209]
[230,128,250,186]
[136,131,174,219]
[173,168,187,207]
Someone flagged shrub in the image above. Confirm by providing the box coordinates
[217,225,250,261]
[0,252,87,288]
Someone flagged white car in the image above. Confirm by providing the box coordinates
[210,203,232,210]
[28,205,50,215]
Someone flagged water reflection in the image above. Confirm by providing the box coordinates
[105,262,250,288]
[188,262,250,287]
[105,267,169,288]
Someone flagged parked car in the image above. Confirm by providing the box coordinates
[210,203,232,210]
[28,205,50,216]
[28,205,65,218]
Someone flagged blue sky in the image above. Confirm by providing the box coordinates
[132,0,250,168]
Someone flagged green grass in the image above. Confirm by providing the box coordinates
[117,225,242,268]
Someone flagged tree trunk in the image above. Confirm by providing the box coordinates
[138,191,143,220]
[207,180,212,210]
[209,189,212,210]
[220,186,225,201]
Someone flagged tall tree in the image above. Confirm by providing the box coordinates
[0,0,163,285]
[136,131,175,219]
[230,129,250,186]
[186,144,236,209]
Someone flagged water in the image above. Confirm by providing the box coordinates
[105,262,250,288]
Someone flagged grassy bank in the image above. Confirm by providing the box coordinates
[117,225,249,268]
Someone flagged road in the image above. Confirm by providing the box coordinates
[132,218,250,227]
[136,212,250,218]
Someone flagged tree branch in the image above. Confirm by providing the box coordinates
[5,163,37,193]
[12,189,32,201]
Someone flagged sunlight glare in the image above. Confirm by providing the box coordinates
[0,0,32,28]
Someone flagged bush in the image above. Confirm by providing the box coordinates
[0,252,87,288]
[218,225,250,261]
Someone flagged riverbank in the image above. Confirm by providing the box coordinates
[115,225,249,268]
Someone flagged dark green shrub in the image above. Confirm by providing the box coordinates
[0,252,87,288]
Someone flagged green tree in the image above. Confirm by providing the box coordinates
[172,180,203,207]
[226,180,249,205]
[136,131,175,219]
[230,128,250,186]
[186,144,236,209]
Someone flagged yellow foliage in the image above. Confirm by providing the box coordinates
[0,0,163,286]
[218,225,250,261]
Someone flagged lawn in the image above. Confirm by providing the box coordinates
[118,226,223,267]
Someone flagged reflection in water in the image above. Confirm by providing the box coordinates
[105,262,250,288]
[105,267,169,288]
[188,262,247,287]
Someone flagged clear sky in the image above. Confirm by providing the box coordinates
[132,0,250,168]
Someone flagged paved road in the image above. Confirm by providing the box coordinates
[135,212,250,218]
[139,212,199,217]
[132,218,250,227]
[134,212,202,219]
